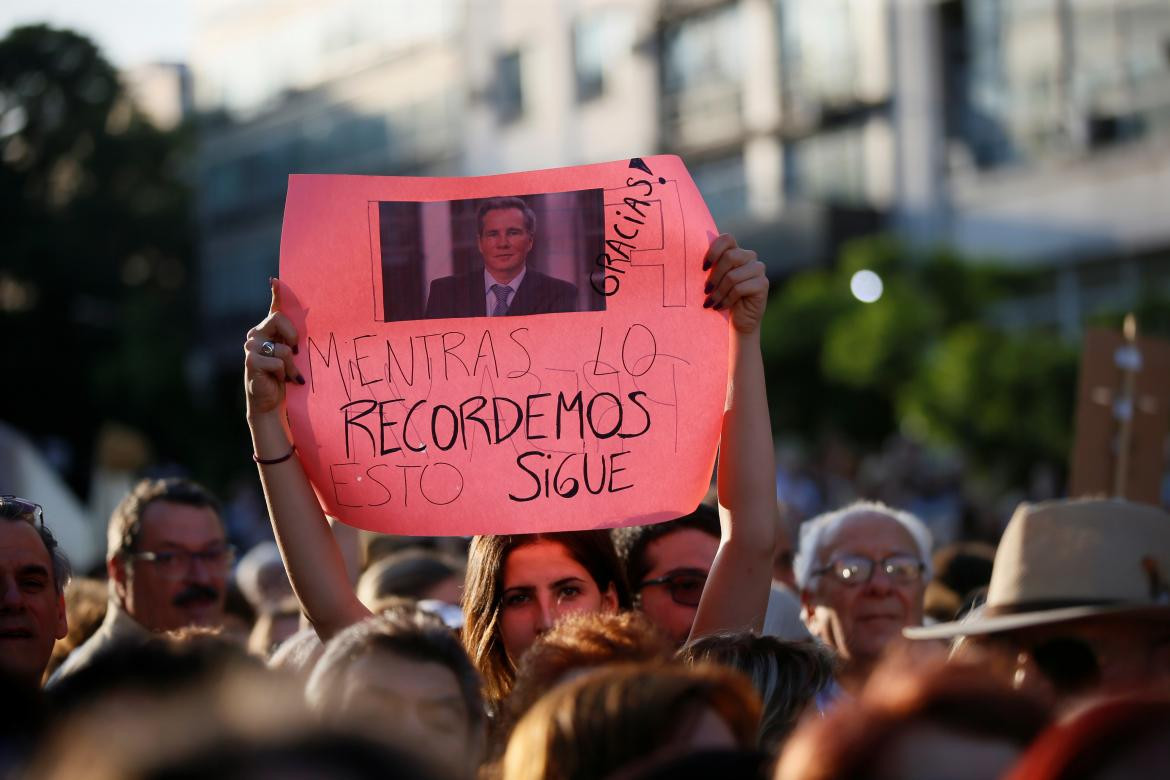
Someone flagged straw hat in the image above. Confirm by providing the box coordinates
[905,498,1170,640]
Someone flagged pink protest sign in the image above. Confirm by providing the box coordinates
[279,156,728,535]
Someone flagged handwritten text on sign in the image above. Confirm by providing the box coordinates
[278,157,728,535]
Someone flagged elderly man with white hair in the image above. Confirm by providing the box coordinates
[796,501,932,697]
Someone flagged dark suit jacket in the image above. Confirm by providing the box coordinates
[424,267,578,319]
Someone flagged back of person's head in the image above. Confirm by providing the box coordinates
[47,629,260,717]
[462,530,631,704]
[680,633,835,753]
[106,478,222,562]
[138,731,451,780]
[267,626,325,680]
[777,653,1051,780]
[356,547,464,607]
[233,541,291,611]
[495,612,674,760]
[32,662,451,780]
[246,597,302,659]
[924,542,995,622]
[1005,696,1170,780]
[611,505,721,589]
[502,663,761,780]
[306,607,484,773]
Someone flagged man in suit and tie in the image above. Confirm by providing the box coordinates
[424,196,579,319]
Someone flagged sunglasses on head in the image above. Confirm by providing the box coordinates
[1,495,45,528]
[636,569,707,607]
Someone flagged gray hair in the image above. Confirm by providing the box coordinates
[1,502,72,593]
[794,501,933,590]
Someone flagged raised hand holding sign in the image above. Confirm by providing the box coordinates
[272,156,731,536]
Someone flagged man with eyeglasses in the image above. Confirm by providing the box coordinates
[796,501,932,697]
[0,496,70,687]
[614,504,808,646]
[49,478,231,685]
[612,506,720,646]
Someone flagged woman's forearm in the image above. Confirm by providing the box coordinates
[250,410,370,639]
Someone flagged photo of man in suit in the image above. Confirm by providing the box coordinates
[424,196,579,319]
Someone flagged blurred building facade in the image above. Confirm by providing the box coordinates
[122,62,193,130]
[191,0,1170,371]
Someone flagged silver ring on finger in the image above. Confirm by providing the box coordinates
[260,340,277,358]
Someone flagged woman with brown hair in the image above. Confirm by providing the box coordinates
[501,663,762,780]
[243,234,776,710]
[462,531,633,704]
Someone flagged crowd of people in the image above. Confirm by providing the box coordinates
[4,234,1170,778]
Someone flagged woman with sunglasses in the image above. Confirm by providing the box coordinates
[244,233,777,707]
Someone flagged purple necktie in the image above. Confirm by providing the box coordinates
[491,284,511,316]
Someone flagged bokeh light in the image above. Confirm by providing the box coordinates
[850,269,883,303]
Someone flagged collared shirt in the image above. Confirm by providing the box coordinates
[484,266,526,316]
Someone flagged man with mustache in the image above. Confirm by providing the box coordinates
[424,196,578,319]
[796,501,932,700]
[48,478,232,684]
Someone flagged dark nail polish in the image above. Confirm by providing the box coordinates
[292,345,299,355]
[296,376,306,385]
[704,282,713,294]
[714,301,724,311]
[702,259,711,270]
[703,297,713,308]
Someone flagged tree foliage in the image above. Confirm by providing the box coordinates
[0,25,195,490]
[760,236,1079,484]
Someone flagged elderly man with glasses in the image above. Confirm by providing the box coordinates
[0,496,70,687]
[48,478,232,685]
[796,501,932,698]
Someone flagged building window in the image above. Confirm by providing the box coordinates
[777,0,862,114]
[951,0,1170,169]
[691,154,748,225]
[784,126,866,205]
[573,8,636,103]
[661,4,744,149]
[496,50,525,123]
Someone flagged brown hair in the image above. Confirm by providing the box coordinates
[106,478,222,561]
[461,531,631,705]
[777,654,1051,780]
[610,505,721,592]
[492,611,674,761]
[679,633,836,753]
[502,663,760,780]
